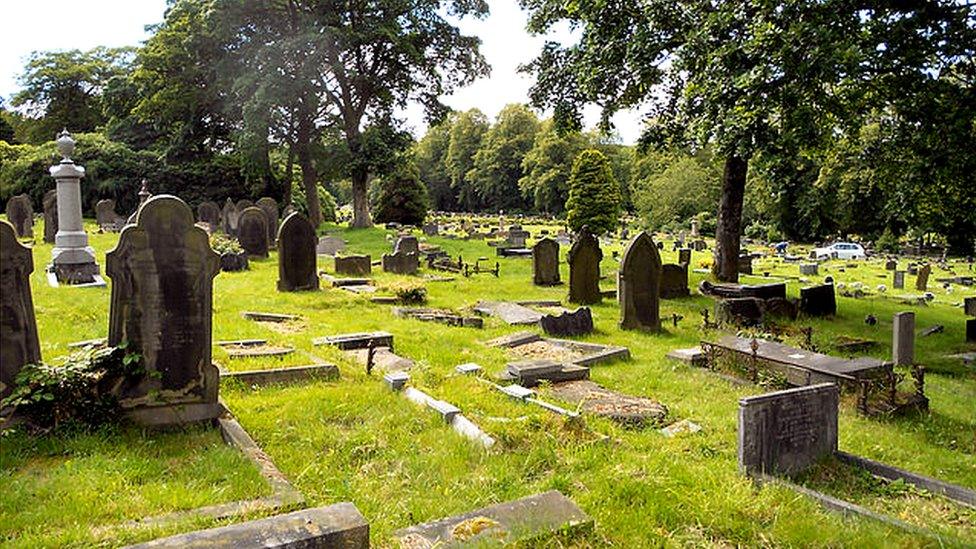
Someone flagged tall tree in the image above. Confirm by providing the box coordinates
[467,104,540,211]
[445,108,489,211]
[565,149,621,235]
[519,118,585,214]
[415,113,456,211]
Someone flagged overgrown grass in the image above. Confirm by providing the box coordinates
[3,218,974,546]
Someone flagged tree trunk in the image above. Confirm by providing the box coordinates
[283,144,295,207]
[347,128,373,228]
[713,154,748,282]
[296,124,322,227]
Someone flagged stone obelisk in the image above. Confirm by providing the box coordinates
[50,130,99,284]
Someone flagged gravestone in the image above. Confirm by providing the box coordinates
[276,212,319,291]
[678,248,691,265]
[690,219,699,237]
[966,297,976,317]
[799,284,836,317]
[106,195,221,421]
[0,220,41,400]
[659,263,689,299]
[196,200,221,229]
[256,197,279,247]
[738,383,839,476]
[506,225,529,247]
[220,198,239,236]
[422,223,438,236]
[892,311,915,366]
[236,198,254,212]
[968,319,976,343]
[915,264,931,291]
[799,263,819,276]
[95,199,125,230]
[568,226,602,305]
[317,235,346,256]
[885,260,897,271]
[533,237,561,286]
[42,189,58,243]
[335,255,371,276]
[5,194,34,239]
[693,240,707,252]
[618,232,662,331]
[394,235,419,255]
[893,270,906,289]
[738,254,753,275]
[49,131,99,283]
[237,207,269,258]
[540,307,593,337]
[382,251,419,275]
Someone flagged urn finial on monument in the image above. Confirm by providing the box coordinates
[56,129,75,161]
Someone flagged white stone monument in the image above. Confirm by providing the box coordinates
[49,130,100,284]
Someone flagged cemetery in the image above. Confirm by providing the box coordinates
[0,2,974,547]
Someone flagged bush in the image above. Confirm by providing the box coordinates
[209,232,243,254]
[384,281,428,304]
[875,227,900,253]
[372,163,429,226]
[565,149,620,235]
[290,179,337,224]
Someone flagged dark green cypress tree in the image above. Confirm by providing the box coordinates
[373,163,429,225]
[566,149,620,234]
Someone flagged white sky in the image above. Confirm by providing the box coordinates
[0,0,643,144]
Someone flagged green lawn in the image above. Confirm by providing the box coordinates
[2,217,974,547]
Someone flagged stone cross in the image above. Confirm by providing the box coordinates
[618,231,662,331]
[568,227,602,305]
[277,212,319,291]
[0,220,41,400]
[49,130,99,284]
[532,238,560,286]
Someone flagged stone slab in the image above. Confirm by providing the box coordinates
[666,347,707,367]
[393,490,591,548]
[547,380,668,426]
[485,331,542,348]
[241,311,299,322]
[220,364,338,386]
[313,331,394,350]
[500,384,536,400]
[474,300,544,325]
[502,360,589,387]
[384,371,410,391]
[346,347,414,372]
[455,363,482,375]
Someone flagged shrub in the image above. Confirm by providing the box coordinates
[290,179,337,224]
[565,149,620,235]
[372,163,429,226]
[210,233,243,255]
[875,227,901,253]
[384,281,428,304]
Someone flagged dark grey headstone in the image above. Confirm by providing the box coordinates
[382,251,419,275]
[893,270,906,289]
[619,232,662,331]
[892,311,914,366]
[659,263,689,299]
[915,264,931,291]
[236,198,254,212]
[5,194,33,239]
[0,220,41,400]
[968,319,976,343]
[738,383,839,476]
[799,284,836,317]
[533,237,560,286]
[568,227,602,305]
[106,195,220,418]
[540,307,593,336]
[237,207,269,258]
[335,255,371,276]
[716,297,764,326]
[95,198,125,230]
[256,197,279,247]
[799,263,819,276]
[965,297,976,317]
[885,260,897,271]
[219,251,249,272]
[678,248,691,265]
[42,189,58,243]
[394,235,419,255]
[276,212,319,291]
[196,200,220,228]
[220,198,238,236]
[738,254,753,275]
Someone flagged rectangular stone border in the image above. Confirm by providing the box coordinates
[219,364,339,387]
[46,271,108,288]
[485,332,630,367]
[835,451,976,508]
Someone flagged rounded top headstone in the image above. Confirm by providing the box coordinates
[56,129,75,160]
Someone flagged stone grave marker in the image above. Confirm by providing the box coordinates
[220,198,238,236]
[335,255,371,276]
[276,212,319,291]
[506,224,529,247]
[238,206,269,258]
[885,260,897,271]
[95,198,125,230]
[256,197,279,247]
[42,189,58,243]
[105,195,221,423]
[738,254,753,275]
[5,194,34,239]
[618,231,662,331]
[236,198,254,212]
[540,307,593,336]
[568,226,602,305]
[382,250,419,275]
[394,234,419,255]
[892,311,914,366]
[0,220,41,400]
[893,270,906,289]
[533,237,561,286]
[964,296,976,317]
[799,284,836,317]
[738,383,839,476]
[659,263,689,299]
[915,264,931,291]
[474,300,543,325]
[317,235,346,256]
[196,200,221,229]
[678,248,691,265]
[799,263,819,276]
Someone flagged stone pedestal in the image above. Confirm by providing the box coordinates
[48,131,99,284]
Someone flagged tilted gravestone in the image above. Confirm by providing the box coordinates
[799,284,836,317]
[5,194,34,239]
[915,264,931,291]
[106,195,221,423]
[383,250,419,275]
[335,255,371,276]
[0,220,41,400]
[568,226,602,305]
[659,263,689,299]
[893,270,906,289]
[256,197,279,247]
[317,235,346,256]
[196,200,221,229]
[618,232,662,331]
[532,237,560,286]
[892,311,915,366]
[276,212,319,292]
[42,189,58,244]
[220,198,239,236]
[394,234,419,255]
[95,198,125,230]
[238,207,269,258]
[738,383,839,476]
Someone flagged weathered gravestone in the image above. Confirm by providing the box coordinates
[540,307,593,337]
[618,232,662,331]
[317,235,346,256]
[220,198,238,236]
[678,247,692,265]
[42,189,58,243]
[799,284,836,317]
[422,223,438,236]
[738,254,753,275]
[0,220,41,400]
[95,198,125,230]
[799,263,819,276]
[237,206,269,258]
[893,270,906,289]
[885,259,897,271]
[196,200,221,229]
[383,250,419,275]
[892,311,915,366]
[533,237,561,286]
[659,263,689,299]
[738,383,839,476]
[394,234,419,255]
[276,212,319,291]
[256,197,279,247]
[236,198,254,212]
[106,195,221,423]
[915,264,931,291]
[335,255,371,276]
[506,224,529,247]
[568,226,602,305]
[5,194,34,239]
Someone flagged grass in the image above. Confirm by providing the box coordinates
[2,216,974,547]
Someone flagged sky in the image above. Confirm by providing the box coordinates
[0,0,644,144]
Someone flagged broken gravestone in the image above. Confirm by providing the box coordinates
[916,264,931,291]
[619,232,662,331]
[276,212,319,291]
[394,234,420,255]
[540,307,593,336]
[533,237,561,286]
[238,206,269,258]
[568,226,602,305]
[0,220,41,400]
[383,250,419,275]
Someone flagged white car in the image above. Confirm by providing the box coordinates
[813,242,866,260]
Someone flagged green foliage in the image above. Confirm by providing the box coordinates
[467,104,540,211]
[875,228,900,254]
[209,233,243,254]
[2,344,142,432]
[519,119,585,214]
[372,163,429,226]
[415,114,455,211]
[446,109,490,211]
[290,179,337,225]
[632,149,721,230]
[565,149,620,234]
[384,281,428,304]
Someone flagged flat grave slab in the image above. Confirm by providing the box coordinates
[345,347,414,372]
[393,307,483,328]
[240,311,299,322]
[474,300,544,325]
[321,273,372,287]
[393,490,591,548]
[455,363,482,375]
[500,384,536,400]
[485,331,542,348]
[546,380,668,427]
[219,363,339,386]
[504,337,630,367]
[341,284,378,294]
[500,359,589,387]
[666,347,707,367]
[313,331,394,350]
[221,343,295,359]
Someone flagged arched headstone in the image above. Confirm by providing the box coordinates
[533,238,560,286]
[0,220,41,400]
[43,189,58,244]
[106,195,221,421]
[238,207,269,258]
[277,212,319,291]
[618,232,662,331]
[197,200,221,228]
[95,198,125,230]
[568,227,602,305]
[256,197,279,247]
[220,198,239,236]
[394,235,419,255]
[237,198,255,212]
[5,194,34,239]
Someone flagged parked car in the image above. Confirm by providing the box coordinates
[813,242,866,260]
